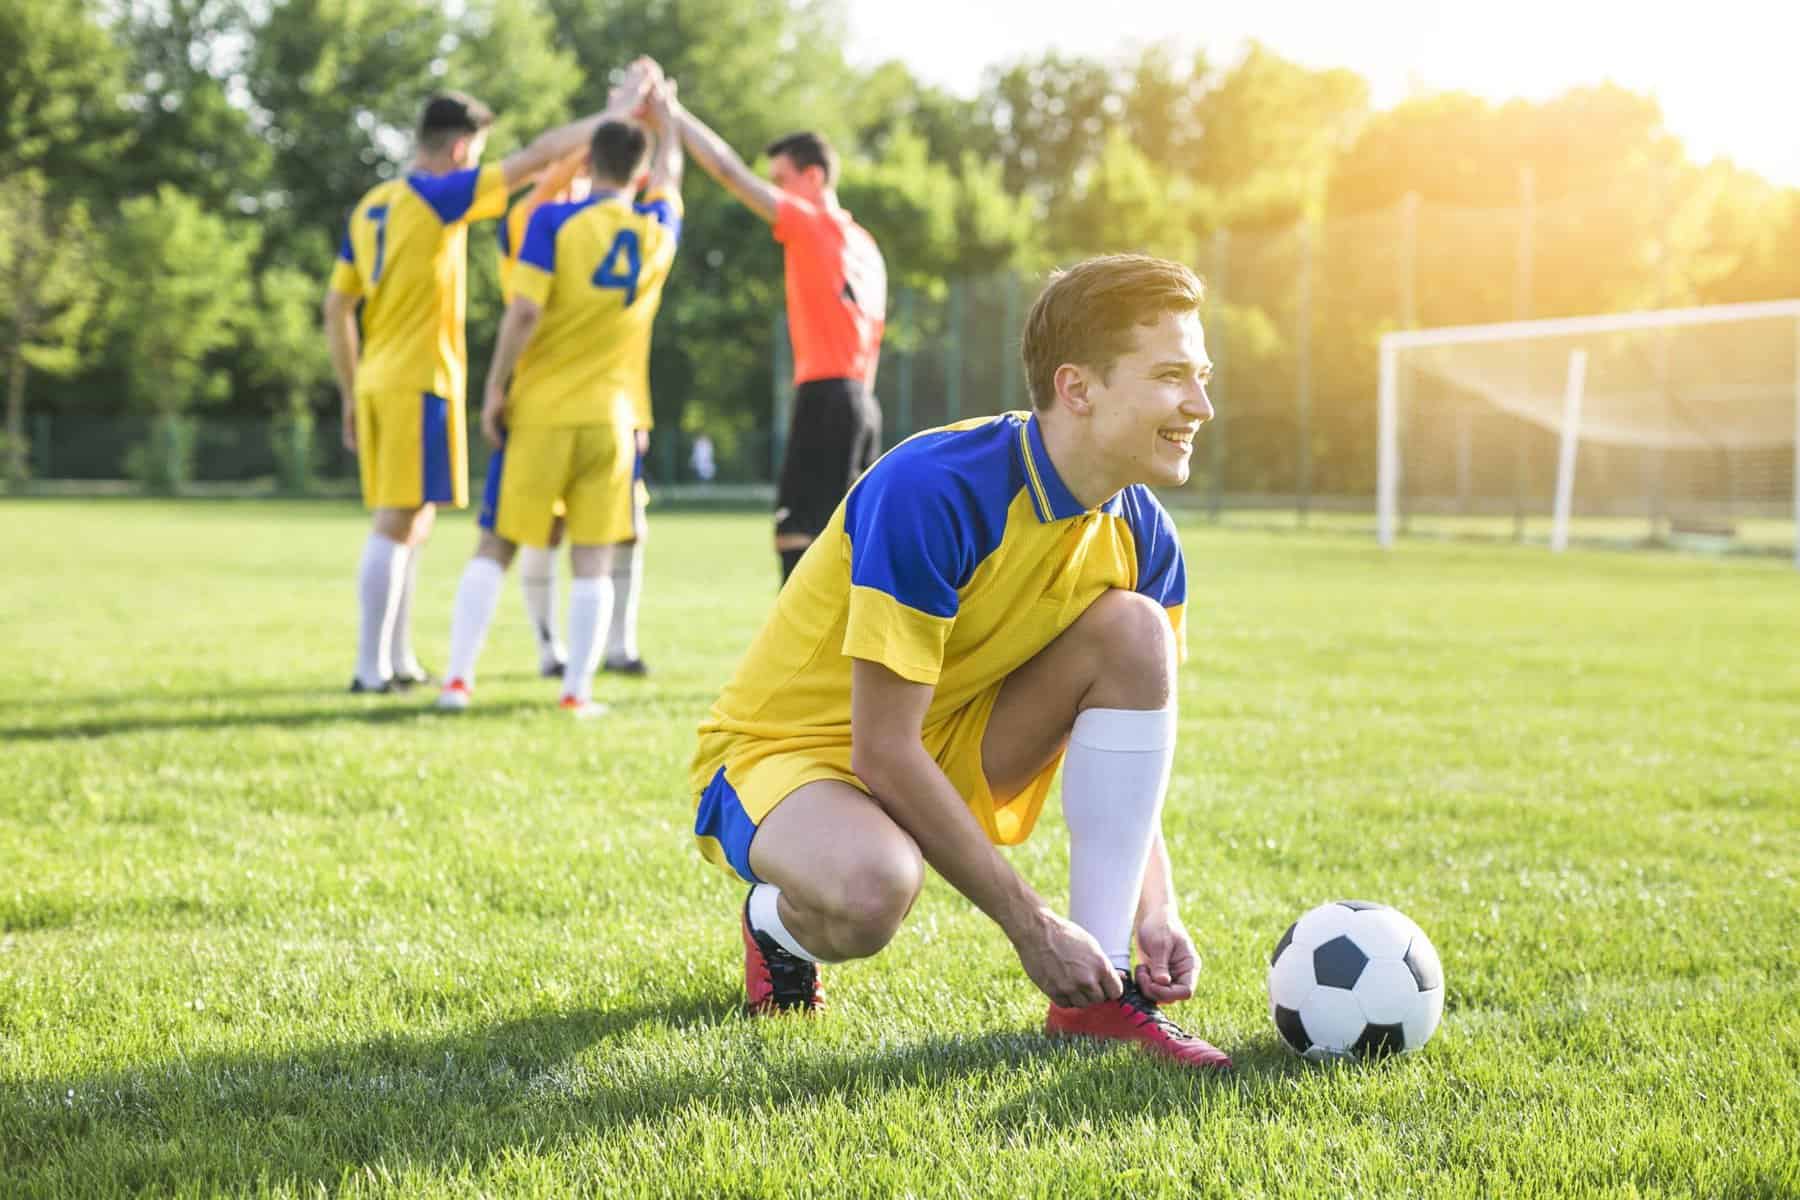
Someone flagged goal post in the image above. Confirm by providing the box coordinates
[1376,300,1800,568]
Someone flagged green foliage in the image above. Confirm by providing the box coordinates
[0,0,131,188]
[102,185,257,491]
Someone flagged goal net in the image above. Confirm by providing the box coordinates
[1377,300,1800,567]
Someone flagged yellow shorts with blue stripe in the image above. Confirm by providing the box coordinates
[480,423,638,548]
[355,391,468,509]
[689,681,1066,882]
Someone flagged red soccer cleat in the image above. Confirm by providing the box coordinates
[1045,972,1233,1070]
[435,678,472,711]
[741,892,824,1015]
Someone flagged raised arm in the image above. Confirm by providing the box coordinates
[500,59,656,190]
[670,96,778,223]
[849,658,1122,1009]
[643,79,685,197]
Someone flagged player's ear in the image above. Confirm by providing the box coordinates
[1053,363,1091,414]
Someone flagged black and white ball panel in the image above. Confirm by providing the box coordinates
[1267,899,1444,1059]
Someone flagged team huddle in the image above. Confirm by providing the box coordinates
[324,58,1230,1067]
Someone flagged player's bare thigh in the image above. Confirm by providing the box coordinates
[981,590,1178,800]
[746,778,923,960]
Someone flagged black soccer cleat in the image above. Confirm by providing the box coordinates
[602,656,651,678]
[741,891,823,1014]
[390,665,435,691]
[348,677,393,694]
[539,658,567,679]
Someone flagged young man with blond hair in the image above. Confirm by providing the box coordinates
[688,254,1231,1068]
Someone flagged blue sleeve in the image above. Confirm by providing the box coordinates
[407,168,483,225]
[337,229,354,262]
[634,199,682,244]
[843,455,974,619]
[518,207,560,272]
[1127,488,1186,607]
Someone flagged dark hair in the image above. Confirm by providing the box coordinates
[1021,254,1206,411]
[589,120,651,186]
[418,91,495,151]
[764,131,837,186]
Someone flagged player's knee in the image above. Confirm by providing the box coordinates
[1080,589,1176,708]
[828,845,922,957]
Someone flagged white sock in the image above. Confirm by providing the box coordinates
[1061,705,1178,971]
[604,540,643,663]
[748,883,822,963]
[517,544,563,667]
[355,533,407,686]
[562,575,613,702]
[445,557,506,686]
[388,543,423,677]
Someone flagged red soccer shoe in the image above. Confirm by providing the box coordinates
[1046,972,1233,1070]
[741,893,824,1015]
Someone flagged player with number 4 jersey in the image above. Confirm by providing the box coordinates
[438,72,683,717]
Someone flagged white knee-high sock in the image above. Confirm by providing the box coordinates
[445,557,506,687]
[389,542,424,676]
[748,882,822,962]
[355,534,408,686]
[604,540,643,662]
[517,544,563,667]
[562,575,613,702]
[1060,705,1178,971]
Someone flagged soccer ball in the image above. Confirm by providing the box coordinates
[1266,900,1444,1060]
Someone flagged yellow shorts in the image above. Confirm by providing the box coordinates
[355,391,468,509]
[689,680,1066,882]
[480,423,639,548]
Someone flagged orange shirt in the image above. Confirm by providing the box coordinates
[773,195,886,385]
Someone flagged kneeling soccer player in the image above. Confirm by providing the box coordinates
[437,78,682,714]
[688,253,1230,1068]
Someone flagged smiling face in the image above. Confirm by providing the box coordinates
[1079,310,1214,489]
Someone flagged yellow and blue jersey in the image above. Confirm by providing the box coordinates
[505,189,680,430]
[495,200,534,305]
[690,411,1187,873]
[329,164,510,407]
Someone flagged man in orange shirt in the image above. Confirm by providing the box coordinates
[669,100,887,581]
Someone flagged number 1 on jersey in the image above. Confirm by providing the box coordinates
[592,230,642,306]
[368,204,390,283]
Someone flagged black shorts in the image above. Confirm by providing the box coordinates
[774,378,882,539]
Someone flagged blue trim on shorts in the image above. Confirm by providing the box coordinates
[694,765,763,883]
[479,433,505,531]
[421,393,453,503]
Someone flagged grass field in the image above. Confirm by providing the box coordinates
[2,499,1797,1198]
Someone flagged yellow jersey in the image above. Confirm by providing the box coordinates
[329,164,510,407]
[506,189,680,430]
[690,412,1188,852]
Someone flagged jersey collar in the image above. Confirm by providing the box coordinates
[1018,413,1125,522]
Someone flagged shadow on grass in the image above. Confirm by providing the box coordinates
[4,989,1269,1194]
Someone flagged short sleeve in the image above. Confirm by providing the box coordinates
[772,194,816,247]
[512,261,552,308]
[517,207,559,272]
[1126,488,1189,664]
[635,189,683,243]
[328,230,362,297]
[839,460,973,686]
[467,164,509,222]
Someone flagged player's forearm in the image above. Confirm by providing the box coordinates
[485,305,539,393]
[503,99,632,190]
[323,299,358,398]
[1135,831,1177,925]
[674,107,773,222]
[854,741,1046,941]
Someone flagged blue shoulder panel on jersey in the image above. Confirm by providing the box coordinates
[495,217,511,256]
[1119,485,1186,605]
[517,198,595,273]
[633,198,682,243]
[843,416,1024,618]
[407,167,483,225]
[337,230,354,262]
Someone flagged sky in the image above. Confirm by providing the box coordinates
[842,0,1799,186]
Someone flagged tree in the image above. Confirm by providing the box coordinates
[0,173,101,487]
[103,186,257,492]
[238,265,333,492]
[0,0,131,191]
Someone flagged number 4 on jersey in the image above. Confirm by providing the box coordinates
[592,230,642,306]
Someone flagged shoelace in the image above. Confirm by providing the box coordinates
[759,936,818,1003]
[1118,983,1197,1043]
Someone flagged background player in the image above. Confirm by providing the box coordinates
[689,254,1230,1068]
[324,68,658,693]
[664,88,887,582]
[438,79,683,714]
